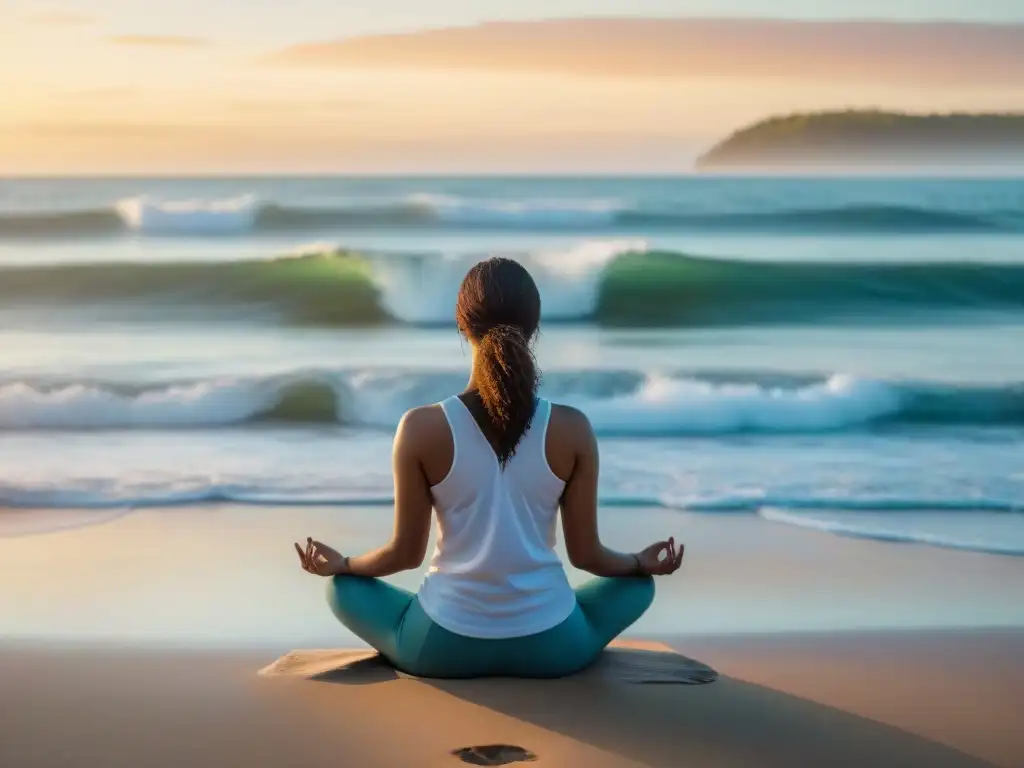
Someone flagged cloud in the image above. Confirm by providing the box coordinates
[72,87,138,99]
[264,18,1024,87]
[31,10,97,26]
[106,35,209,48]
[225,97,365,115]
[0,121,212,138]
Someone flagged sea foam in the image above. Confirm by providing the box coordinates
[4,370,1020,433]
[759,508,1024,556]
[573,374,903,435]
[408,193,623,227]
[3,195,1019,239]
[0,380,284,429]
[368,240,644,324]
[116,195,260,235]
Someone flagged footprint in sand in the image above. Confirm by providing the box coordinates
[451,744,538,765]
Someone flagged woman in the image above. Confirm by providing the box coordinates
[294,257,684,679]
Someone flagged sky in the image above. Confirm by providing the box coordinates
[2,1,1023,173]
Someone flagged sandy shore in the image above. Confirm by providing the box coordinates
[2,629,1020,767]
[1,506,1021,766]
[2,505,1022,643]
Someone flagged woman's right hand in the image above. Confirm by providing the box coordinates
[294,537,349,577]
[636,537,684,575]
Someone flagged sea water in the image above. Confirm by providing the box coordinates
[1,176,1022,556]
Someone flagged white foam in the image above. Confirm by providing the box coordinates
[759,508,1024,556]
[367,251,476,325]
[366,240,644,325]
[116,195,259,235]
[279,240,343,258]
[338,369,906,435]
[0,371,904,434]
[0,374,440,432]
[0,380,278,429]
[409,194,622,227]
[339,370,442,427]
[569,374,903,435]
[530,239,646,321]
[667,496,1021,513]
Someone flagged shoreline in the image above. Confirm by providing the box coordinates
[3,504,1022,644]
[4,500,1024,558]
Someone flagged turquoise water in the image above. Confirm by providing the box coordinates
[1,176,1022,555]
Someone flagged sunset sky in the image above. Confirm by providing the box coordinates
[2,1,1023,174]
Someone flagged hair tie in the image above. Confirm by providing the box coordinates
[483,324,523,340]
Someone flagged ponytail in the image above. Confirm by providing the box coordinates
[475,324,539,467]
[455,257,543,466]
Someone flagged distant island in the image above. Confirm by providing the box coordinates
[697,111,1024,171]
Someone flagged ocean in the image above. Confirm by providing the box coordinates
[1,176,1023,555]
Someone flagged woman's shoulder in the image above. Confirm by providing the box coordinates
[548,402,592,431]
[546,402,596,450]
[542,403,597,482]
[396,403,449,443]
[395,404,456,486]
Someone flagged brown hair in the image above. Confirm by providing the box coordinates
[455,257,541,467]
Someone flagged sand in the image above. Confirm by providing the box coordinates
[682,629,1024,767]
[3,505,1022,643]
[2,630,1020,767]
[1,505,1022,766]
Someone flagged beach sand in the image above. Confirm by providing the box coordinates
[2,630,1020,767]
[1,505,1022,766]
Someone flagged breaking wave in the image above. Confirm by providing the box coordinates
[2,194,1021,237]
[0,370,1021,432]
[1,246,1023,327]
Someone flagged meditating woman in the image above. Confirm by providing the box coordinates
[294,257,684,679]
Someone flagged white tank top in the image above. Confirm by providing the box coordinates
[416,396,577,639]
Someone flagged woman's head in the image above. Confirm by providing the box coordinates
[456,257,541,467]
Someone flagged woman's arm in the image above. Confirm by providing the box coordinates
[558,407,683,577]
[298,408,433,579]
[344,408,433,577]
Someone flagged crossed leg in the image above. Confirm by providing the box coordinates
[325,573,655,678]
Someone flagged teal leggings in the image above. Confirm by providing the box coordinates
[326,575,655,679]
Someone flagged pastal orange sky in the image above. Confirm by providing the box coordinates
[2,3,1023,174]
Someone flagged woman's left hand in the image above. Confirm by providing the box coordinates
[294,537,349,576]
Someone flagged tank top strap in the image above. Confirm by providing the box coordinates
[439,395,550,470]
[439,396,473,450]
[537,398,552,430]
[523,398,551,448]
[511,398,550,470]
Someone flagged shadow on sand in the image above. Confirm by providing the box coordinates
[307,647,992,768]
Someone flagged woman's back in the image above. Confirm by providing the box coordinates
[297,257,681,679]
[417,396,577,639]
